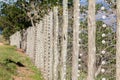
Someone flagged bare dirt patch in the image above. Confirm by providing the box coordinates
[0,42,3,45]
[13,67,34,80]
[16,49,26,57]
[13,49,34,80]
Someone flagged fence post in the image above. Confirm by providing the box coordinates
[53,6,59,80]
[116,0,120,80]
[40,21,44,72]
[72,0,80,80]
[47,11,53,80]
[26,27,31,56]
[35,22,43,69]
[61,0,68,80]
[43,15,49,80]
[33,23,38,63]
[36,23,39,68]
[87,0,96,80]
[29,27,36,62]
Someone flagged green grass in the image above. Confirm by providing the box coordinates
[0,45,44,80]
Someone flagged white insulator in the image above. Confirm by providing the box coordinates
[78,59,81,61]
[78,64,81,67]
[64,73,66,75]
[101,50,106,54]
[101,69,105,73]
[102,24,107,28]
[101,6,105,10]
[78,3,80,7]
[101,61,106,65]
[102,33,106,37]
[102,40,106,44]
[80,54,83,56]
[102,15,106,19]
[102,78,106,80]
[79,39,82,42]
[64,65,66,67]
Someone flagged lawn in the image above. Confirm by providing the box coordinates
[0,45,44,80]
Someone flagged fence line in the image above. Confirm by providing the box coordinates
[10,0,119,80]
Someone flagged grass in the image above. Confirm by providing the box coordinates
[0,45,44,80]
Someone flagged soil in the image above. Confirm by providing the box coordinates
[13,49,34,80]
[13,67,34,80]
[0,42,3,45]
[0,43,35,80]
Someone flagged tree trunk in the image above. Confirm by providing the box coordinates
[30,17,35,27]
[53,6,59,80]
[61,0,68,80]
[116,0,120,80]
[87,0,96,80]
[72,0,80,80]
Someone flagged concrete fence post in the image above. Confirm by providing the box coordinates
[87,0,96,80]
[53,6,59,80]
[61,0,68,80]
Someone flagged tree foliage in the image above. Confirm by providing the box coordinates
[0,0,73,40]
[0,2,31,39]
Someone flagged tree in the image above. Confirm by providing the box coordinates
[0,3,30,39]
[87,0,96,80]
[16,0,63,27]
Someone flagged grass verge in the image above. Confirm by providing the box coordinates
[0,45,44,80]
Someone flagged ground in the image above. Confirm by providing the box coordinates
[0,43,44,80]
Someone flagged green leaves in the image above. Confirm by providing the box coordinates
[0,2,31,39]
[0,0,65,40]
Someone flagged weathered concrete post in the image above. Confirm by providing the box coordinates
[33,23,38,63]
[61,0,68,80]
[87,0,96,80]
[35,21,44,69]
[34,23,38,67]
[29,27,36,62]
[47,11,54,80]
[72,0,80,80]
[40,21,44,72]
[43,15,49,80]
[53,6,59,80]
